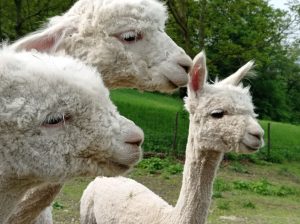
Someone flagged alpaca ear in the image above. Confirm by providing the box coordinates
[10,23,76,53]
[218,61,254,86]
[188,51,207,96]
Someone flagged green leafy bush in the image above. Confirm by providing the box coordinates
[214,178,232,192]
[233,179,297,197]
[213,191,223,198]
[137,157,183,175]
[229,162,249,173]
[218,201,230,210]
[243,201,256,209]
[52,201,64,210]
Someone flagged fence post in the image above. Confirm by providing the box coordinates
[267,122,271,159]
[172,112,179,157]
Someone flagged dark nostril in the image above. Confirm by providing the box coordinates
[250,133,261,140]
[126,139,143,147]
[179,64,190,73]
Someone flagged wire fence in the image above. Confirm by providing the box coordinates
[141,114,300,162]
[111,90,300,163]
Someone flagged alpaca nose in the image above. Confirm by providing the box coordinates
[124,126,144,147]
[249,123,264,140]
[247,117,264,139]
[249,131,263,141]
[179,63,191,74]
[125,136,143,147]
[177,55,192,74]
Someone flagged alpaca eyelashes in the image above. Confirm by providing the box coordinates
[116,31,143,43]
[210,109,226,119]
[42,113,72,128]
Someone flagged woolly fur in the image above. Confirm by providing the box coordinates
[8,0,190,222]
[11,0,192,92]
[0,48,143,223]
[80,52,264,224]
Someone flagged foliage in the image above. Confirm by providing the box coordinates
[213,178,231,199]
[217,201,230,210]
[212,177,297,198]
[166,0,300,123]
[212,191,223,199]
[214,178,232,192]
[242,201,256,209]
[1,0,299,122]
[52,162,300,223]
[0,0,75,40]
[52,201,64,210]
[233,179,297,196]
[137,157,183,175]
[229,162,249,174]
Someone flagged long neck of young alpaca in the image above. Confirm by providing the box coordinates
[170,122,224,224]
[6,183,62,224]
[0,177,38,224]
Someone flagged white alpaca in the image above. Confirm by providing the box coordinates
[10,0,192,92]
[0,48,143,223]
[80,51,265,224]
[8,0,191,222]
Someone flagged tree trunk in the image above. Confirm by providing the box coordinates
[14,0,23,37]
[166,0,192,55]
[199,0,207,49]
[0,0,2,39]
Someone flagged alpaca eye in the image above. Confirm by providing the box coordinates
[117,31,143,43]
[210,109,225,119]
[42,113,71,127]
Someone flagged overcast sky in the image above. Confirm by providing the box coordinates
[268,0,289,10]
[269,0,300,46]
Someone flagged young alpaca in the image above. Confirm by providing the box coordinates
[10,0,192,92]
[80,51,264,224]
[0,48,143,223]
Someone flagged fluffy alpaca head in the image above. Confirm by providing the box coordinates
[185,51,264,154]
[0,49,143,182]
[10,0,192,92]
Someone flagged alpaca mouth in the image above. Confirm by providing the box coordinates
[166,79,188,91]
[109,160,131,170]
[168,80,179,89]
[165,64,189,88]
[241,142,260,152]
[245,144,259,151]
[76,153,132,171]
[109,151,141,170]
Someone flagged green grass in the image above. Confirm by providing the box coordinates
[110,89,300,162]
[110,89,189,156]
[51,90,300,223]
[52,159,300,224]
[259,120,300,161]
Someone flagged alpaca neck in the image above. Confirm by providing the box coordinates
[0,176,39,223]
[6,183,62,224]
[171,123,224,224]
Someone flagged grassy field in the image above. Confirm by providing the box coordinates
[52,89,300,223]
[111,89,300,161]
[53,159,300,224]
[110,89,189,155]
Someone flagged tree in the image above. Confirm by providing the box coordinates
[165,0,300,123]
[0,0,75,40]
[1,0,299,123]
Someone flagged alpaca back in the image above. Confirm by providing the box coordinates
[81,177,173,224]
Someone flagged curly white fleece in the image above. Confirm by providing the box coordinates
[0,48,142,223]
